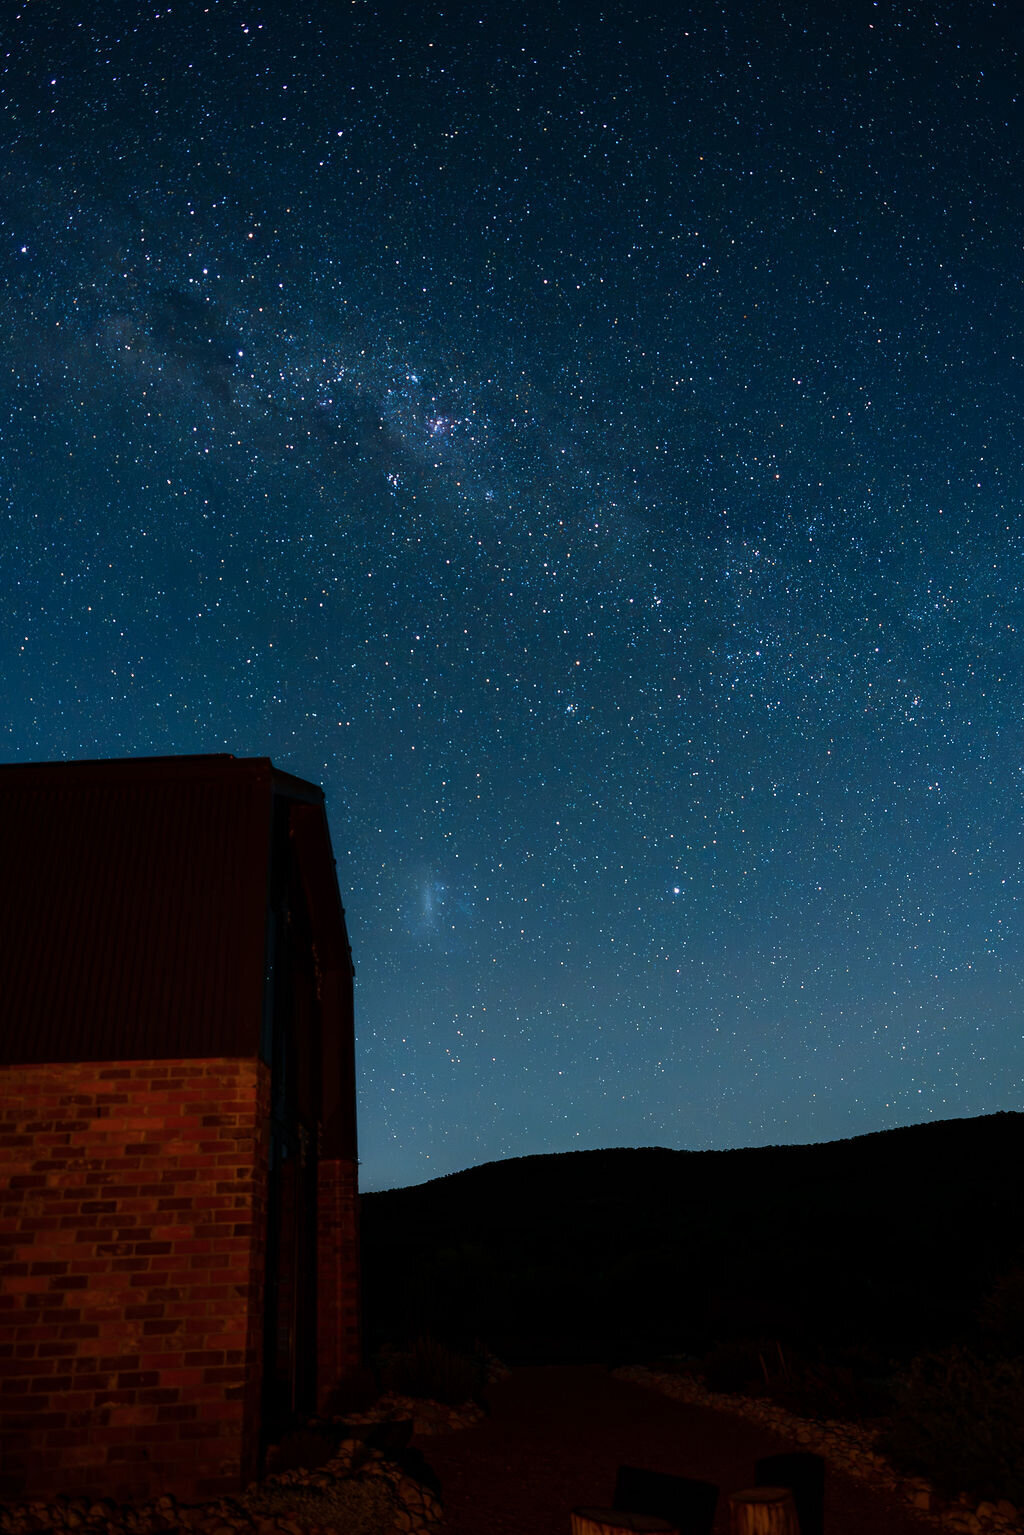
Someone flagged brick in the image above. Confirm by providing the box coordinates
[55,1442,108,1468]
[106,1404,151,1427]
[201,1365,246,1384]
[0,1385,48,1405]
[136,1386,181,1405]
[80,1305,132,1323]
[107,1443,150,1462]
[44,1427,95,1448]
[198,1399,244,1421]
[159,1368,204,1388]
[0,1055,306,1502]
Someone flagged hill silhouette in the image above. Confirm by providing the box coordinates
[360,1112,1024,1365]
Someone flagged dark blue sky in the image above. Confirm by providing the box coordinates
[3,0,1022,1190]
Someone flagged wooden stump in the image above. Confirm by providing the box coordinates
[571,1507,678,1535]
[726,1485,800,1535]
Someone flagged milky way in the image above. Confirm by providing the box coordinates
[3,1,1022,1189]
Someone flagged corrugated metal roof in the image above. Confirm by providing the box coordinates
[0,754,338,1065]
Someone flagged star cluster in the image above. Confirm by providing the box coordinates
[2,0,1022,1189]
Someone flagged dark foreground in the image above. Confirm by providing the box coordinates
[415,1365,934,1535]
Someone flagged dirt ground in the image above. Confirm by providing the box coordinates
[414,1364,934,1535]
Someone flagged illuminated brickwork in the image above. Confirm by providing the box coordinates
[0,1058,270,1503]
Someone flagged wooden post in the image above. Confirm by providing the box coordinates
[726,1486,800,1535]
[571,1509,678,1535]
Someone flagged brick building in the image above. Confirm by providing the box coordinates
[0,755,361,1503]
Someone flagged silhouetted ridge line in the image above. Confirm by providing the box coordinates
[360,1112,1024,1366]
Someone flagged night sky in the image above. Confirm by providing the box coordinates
[3,2,1022,1191]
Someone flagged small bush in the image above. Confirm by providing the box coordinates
[696,1336,898,1424]
[769,1357,895,1423]
[377,1335,485,1405]
[698,1338,768,1394]
[973,1265,1024,1358]
[759,1340,897,1423]
[877,1346,1024,1506]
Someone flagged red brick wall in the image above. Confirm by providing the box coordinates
[316,1156,362,1407]
[0,1058,270,1504]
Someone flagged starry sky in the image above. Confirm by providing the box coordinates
[3,0,1022,1191]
